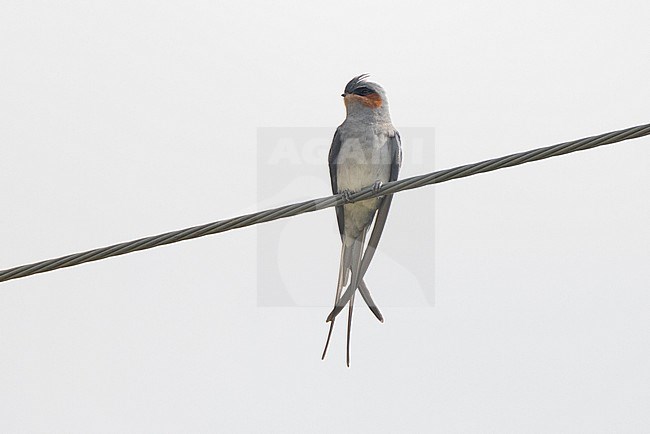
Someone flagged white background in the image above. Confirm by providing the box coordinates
[1,1,649,432]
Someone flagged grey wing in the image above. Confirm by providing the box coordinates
[328,127,345,238]
[389,130,402,182]
[359,130,401,278]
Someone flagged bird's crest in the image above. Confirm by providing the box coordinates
[344,74,371,94]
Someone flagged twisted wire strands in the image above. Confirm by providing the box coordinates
[1,123,649,283]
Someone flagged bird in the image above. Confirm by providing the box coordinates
[322,74,402,366]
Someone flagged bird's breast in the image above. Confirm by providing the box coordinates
[335,131,391,192]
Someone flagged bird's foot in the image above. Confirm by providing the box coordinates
[372,180,383,192]
[341,189,354,203]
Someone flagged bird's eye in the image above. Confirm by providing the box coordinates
[353,87,374,96]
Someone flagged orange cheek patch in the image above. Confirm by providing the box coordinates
[360,93,382,108]
[347,93,383,109]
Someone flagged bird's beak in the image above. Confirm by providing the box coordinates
[341,93,346,97]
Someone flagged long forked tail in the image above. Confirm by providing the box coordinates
[321,242,349,360]
[326,195,394,323]
[321,232,366,366]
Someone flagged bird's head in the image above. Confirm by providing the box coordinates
[341,74,390,120]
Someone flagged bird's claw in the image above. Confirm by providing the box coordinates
[341,189,354,203]
[372,181,383,192]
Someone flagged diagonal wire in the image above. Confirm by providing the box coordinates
[1,122,649,283]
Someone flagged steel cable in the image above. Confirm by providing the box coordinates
[1,122,649,283]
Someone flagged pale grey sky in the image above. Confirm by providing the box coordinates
[1,1,649,432]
